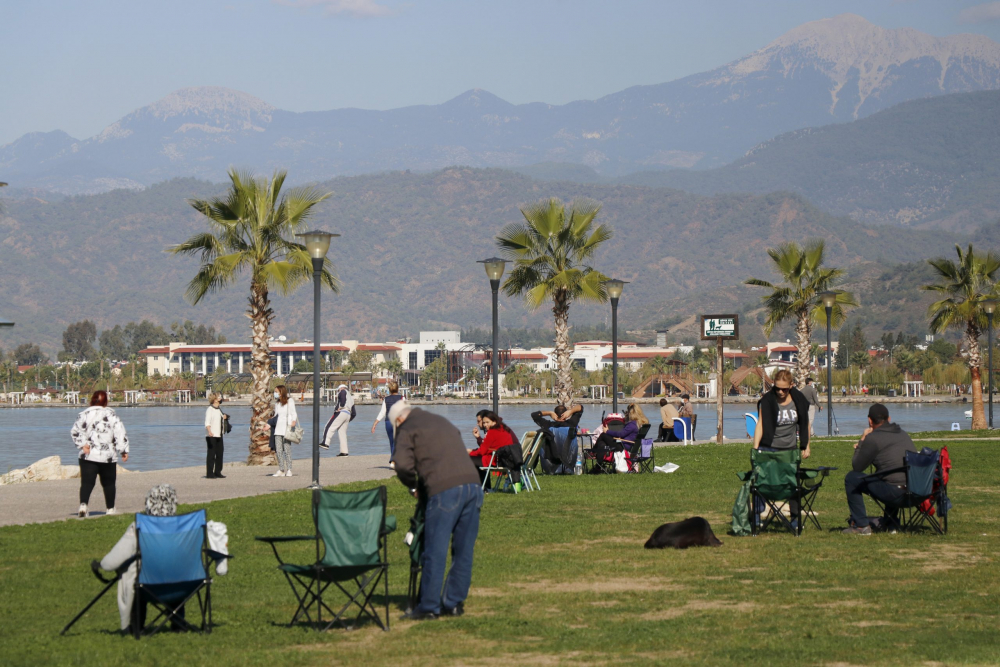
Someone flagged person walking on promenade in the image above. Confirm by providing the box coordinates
[679,393,697,439]
[204,393,228,479]
[800,377,822,437]
[272,385,298,477]
[390,400,483,620]
[322,383,354,456]
[71,390,129,517]
[372,381,405,468]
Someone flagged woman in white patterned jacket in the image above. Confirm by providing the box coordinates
[71,390,129,518]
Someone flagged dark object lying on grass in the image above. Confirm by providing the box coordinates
[644,517,723,549]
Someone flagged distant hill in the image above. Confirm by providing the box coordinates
[0,169,972,355]
[5,14,1000,194]
[618,91,1000,232]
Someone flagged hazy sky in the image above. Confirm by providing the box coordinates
[5,0,1000,146]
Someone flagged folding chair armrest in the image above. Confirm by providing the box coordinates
[736,471,752,482]
[206,549,233,562]
[863,466,904,482]
[382,515,398,535]
[255,535,314,543]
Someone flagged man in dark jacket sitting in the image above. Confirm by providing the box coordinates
[842,403,917,535]
[391,401,483,620]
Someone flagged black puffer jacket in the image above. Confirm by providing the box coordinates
[756,387,810,450]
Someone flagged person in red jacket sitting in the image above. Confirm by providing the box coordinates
[468,411,515,485]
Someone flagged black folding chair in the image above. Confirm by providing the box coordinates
[867,448,948,534]
[256,486,396,631]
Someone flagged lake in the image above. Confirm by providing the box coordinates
[0,401,973,473]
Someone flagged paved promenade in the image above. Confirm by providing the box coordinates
[0,454,395,528]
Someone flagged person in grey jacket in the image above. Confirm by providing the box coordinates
[390,401,482,621]
[842,404,917,535]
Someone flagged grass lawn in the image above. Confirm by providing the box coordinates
[3,437,998,666]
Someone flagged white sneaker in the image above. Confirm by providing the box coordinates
[78,504,88,518]
[285,470,293,477]
[106,507,117,516]
[272,470,285,477]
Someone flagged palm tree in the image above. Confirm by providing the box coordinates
[496,197,612,406]
[923,244,1000,430]
[463,365,481,392]
[745,241,857,386]
[381,357,403,381]
[170,169,336,464]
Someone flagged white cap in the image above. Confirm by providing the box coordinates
[337,383,348,390]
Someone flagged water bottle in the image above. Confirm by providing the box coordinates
[574,445,583,475]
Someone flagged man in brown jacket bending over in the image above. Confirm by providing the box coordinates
[390,401,483,620]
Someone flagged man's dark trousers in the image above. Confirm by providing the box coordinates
[206,437,224,478]
[844,470,905,527]
[417,482,483,615]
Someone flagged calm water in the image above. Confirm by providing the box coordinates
[0,402,974,473]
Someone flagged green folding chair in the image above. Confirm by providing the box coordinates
[256,486,397,631]
[738,449,827,536]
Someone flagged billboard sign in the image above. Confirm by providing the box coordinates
[700,314,739,340]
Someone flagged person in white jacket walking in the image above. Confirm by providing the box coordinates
[98,484,229,632]
[71,390,129,518]
[322,383,354,456]
[272,384,298,477]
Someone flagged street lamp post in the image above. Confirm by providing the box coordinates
[296,230,338,489]
[820,291,838,437]
[605,279,627,414]
[479,258,506,413]
[985,299,997,429]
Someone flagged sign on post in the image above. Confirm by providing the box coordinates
[699,314,739,444]
[700,315,739,340]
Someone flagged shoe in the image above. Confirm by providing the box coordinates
[442,602,464,617]
[284,470,293,477]
[337,453,349,457]
[401,610,439,621]
[389,461,396,470]
[271,471,285,477]
[106,507,117,516]
[78,504,88,518]
[319,443,330,450]
[215,474,226,479]
[841,525,872,535]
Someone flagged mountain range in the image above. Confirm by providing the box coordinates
[0,169,988,354]
[5,14,1000,195]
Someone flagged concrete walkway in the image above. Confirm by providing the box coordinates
[0,454,395,528]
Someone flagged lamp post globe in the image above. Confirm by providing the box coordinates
[295,229,339,489]
[478,258,506,413]
[985,298,998,429]
[819,291,838,436]
[604,279,628,413]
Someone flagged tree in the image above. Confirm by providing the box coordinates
[13,343,48,366]
[170,169,336,465]
[381,357,403,381]
[745,241,857,386]
[463,364,480,390]
[423,356,447,396]
[850,350,872,386]
[923,244,1000,430]
[63,320,97,360]
[497,197,612,406]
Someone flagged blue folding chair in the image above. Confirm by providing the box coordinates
[549,426,578,474]
[672,417,692,445]
[745,413,759,439]
[62,509,230,638]
[132,510,229,638]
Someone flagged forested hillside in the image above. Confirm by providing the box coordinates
[0,169,974,354]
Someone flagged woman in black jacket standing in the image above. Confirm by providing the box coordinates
[752,369,811,457]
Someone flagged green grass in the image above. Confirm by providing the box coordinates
[3,438,998,666]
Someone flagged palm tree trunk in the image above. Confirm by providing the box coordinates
[552,290,573,407]
[248,280,276,465]
[966,323,987,430]
[795,310,812,387]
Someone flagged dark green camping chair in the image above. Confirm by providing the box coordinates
[406,497,425,614]
[737,449,835,536]
[256,486,396,631]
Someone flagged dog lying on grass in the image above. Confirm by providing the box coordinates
[644,516,723,549]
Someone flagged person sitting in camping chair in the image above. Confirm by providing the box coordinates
[593,411,638,461]
[97,485,230,633]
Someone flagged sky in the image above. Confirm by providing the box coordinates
[5,0,1000,146]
